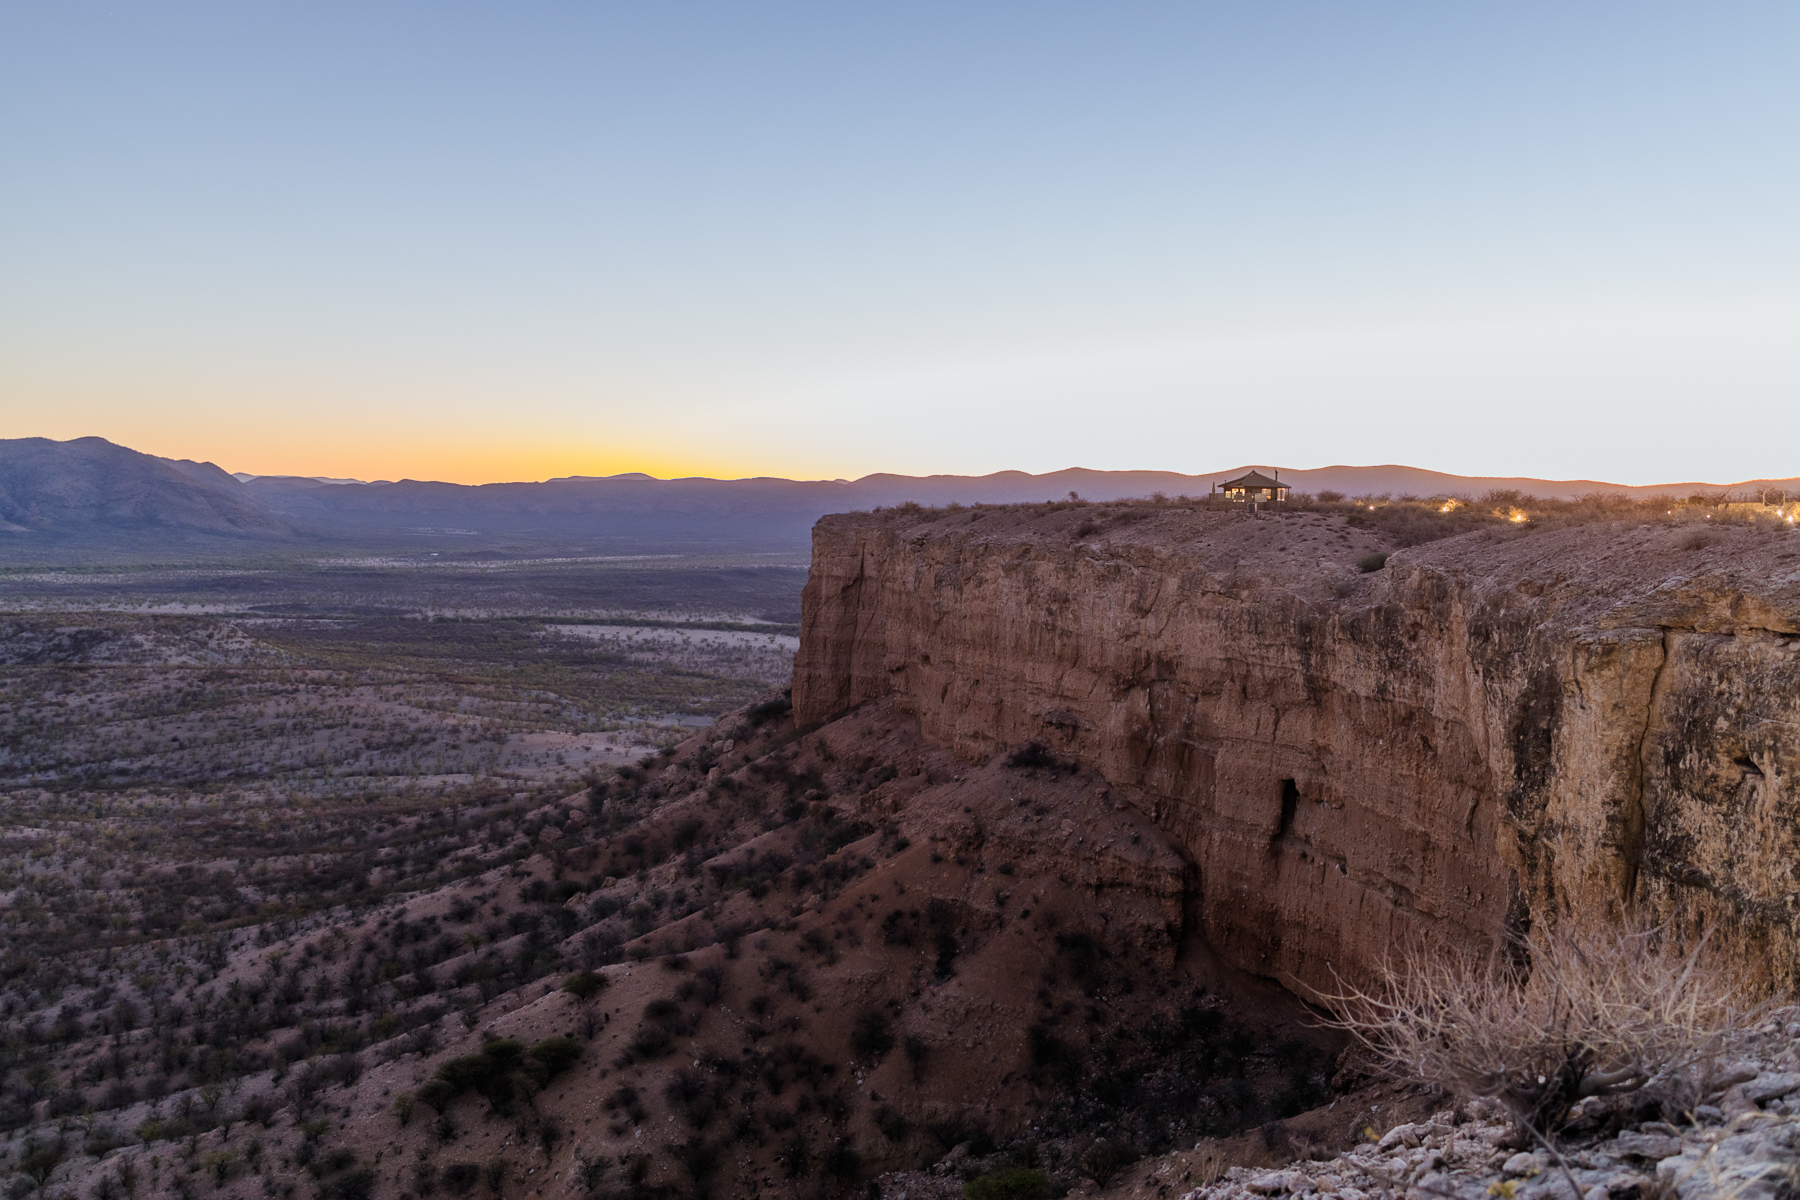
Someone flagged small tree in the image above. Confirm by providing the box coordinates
[562,971,607,1002]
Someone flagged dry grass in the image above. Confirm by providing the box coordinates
[1311,921,1774,1140]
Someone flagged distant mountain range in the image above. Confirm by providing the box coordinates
[2,436,1794,562]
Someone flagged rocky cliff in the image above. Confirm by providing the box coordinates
[793,504,1800,992]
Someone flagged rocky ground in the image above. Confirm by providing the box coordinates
[1140,1014,1800,1200]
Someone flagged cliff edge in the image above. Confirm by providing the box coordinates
[794,502,1800,993]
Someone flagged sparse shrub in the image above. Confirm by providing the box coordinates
[692,965,726,1006]
[671,1137,721,1185]
[933,929,960,979]
[777,1135,813,1180]
[1079,1141,1138,1185]
[522,879,582,905]
[851,1010,895,1061]
[424,1037,581,1111]
[418,1078,460,1113]
[619,1025,674,1063]
[823,1137,860,1181]
[1026,1024,1081,1087]
[926,1120,993,1155]
[47,1088,86,1117]
[529,1036,583,1080]
[319,1168,374,1200]
[903,1034,929,1080]
[874,1106,910,1142]
[441,1163,480,1194]
[201,1150,236,1187]
[746,695,793,728]
[1677,530,1714,552]
[571,1151,611,1193]
[1005,742,1065,771]
[392,1092,415,1126]
[562,971,607,1001]
[21,1139,67,1185]
[1314,920,1768,1141]
[605,1083,647,1125]
[964,1167,1051,1200]
[320,1052,364,1087]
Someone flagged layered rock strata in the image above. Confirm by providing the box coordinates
[793,506,1800,990]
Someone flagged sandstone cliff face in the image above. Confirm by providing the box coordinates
[793,506,1800,991]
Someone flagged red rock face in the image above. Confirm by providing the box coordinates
[793,505,1800,991]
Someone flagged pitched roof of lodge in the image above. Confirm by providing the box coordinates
[1218,470,1287,490]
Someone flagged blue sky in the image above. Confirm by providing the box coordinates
[2,2,1795,483]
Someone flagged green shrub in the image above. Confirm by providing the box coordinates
[530,1036,583,1080]
[964,1167,1051,1200]
[417,1078,459,1113]
[562,971,608,1001]
[1356,551,1390,573]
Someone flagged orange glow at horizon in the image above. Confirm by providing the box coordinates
[14,419,842,486]
[5,375,854,482]
[187,438,821,486]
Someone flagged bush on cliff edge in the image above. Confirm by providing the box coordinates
[1313,920,1770,1142]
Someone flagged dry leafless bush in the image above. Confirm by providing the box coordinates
[1313,921,1772,1142]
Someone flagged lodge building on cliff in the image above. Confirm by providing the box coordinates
[1213,469,1290,507]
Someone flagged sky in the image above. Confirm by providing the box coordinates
[2,2,1796,486]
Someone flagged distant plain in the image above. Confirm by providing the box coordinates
[0,553,803,951]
